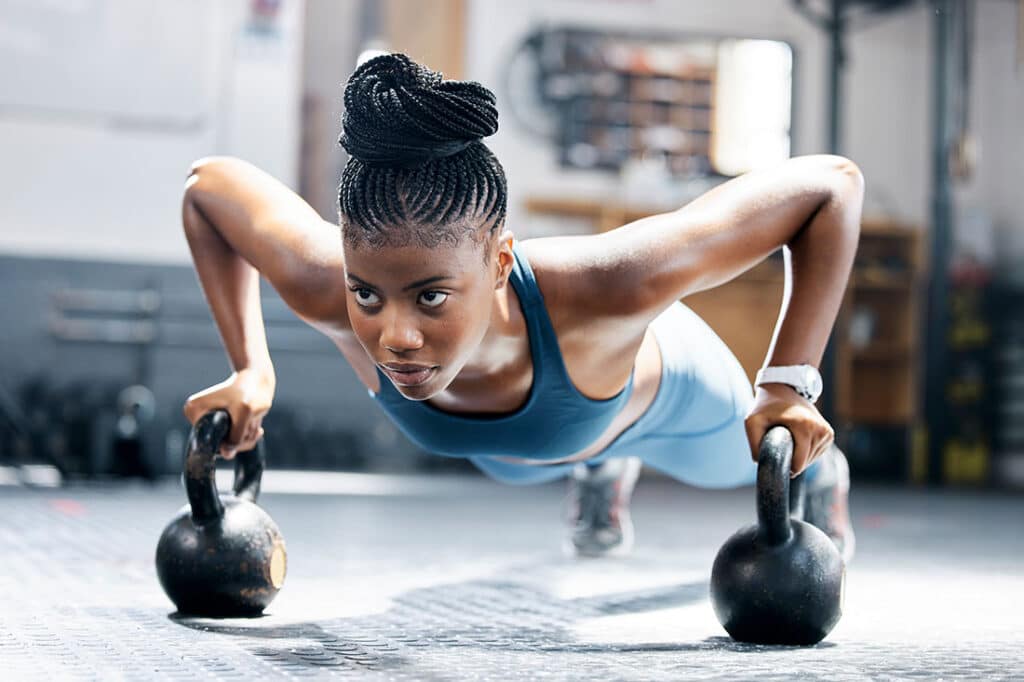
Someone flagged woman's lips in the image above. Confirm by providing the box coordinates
[381,365,436,387]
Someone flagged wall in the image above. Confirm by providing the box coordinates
[957,0,1024,276]
[0,0,427,475]
[0,254,427,474]
[0,0,305,265]
[465,0,1021,248]
[300,0,362,220]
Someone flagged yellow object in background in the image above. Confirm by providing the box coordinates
[947,379,985,404]
[943,439,990,484]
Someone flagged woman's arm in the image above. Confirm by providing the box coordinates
[570,155,862,355]
[571,154,863,471]
[183,156,350,345]
[181,157,349,453]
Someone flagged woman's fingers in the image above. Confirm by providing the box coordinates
[744,383,836,477]
[224,422,265,459]
[220,410,267,458]
[747,418,834,477]
[790,429,813,477]
[798,429,835,476]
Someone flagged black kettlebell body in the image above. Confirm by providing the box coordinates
[155,410,286,617]
[710,426,844,645]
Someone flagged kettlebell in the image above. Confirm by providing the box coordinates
[155,410,286,617]
[710,426,844,645]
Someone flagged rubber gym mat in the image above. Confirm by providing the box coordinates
[1,475,1021,680]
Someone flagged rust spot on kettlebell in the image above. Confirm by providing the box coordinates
[239,586,271,600]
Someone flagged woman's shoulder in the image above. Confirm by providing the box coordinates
[516,235,645,345]
[516,236,586,313]
[517,235,634,321]
[516,236,654,393]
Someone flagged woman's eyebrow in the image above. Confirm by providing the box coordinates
[346,273,455,292]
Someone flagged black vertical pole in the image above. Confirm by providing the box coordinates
[926,0,954,484]
[827,0,845,154]
[359,0,382,44]
[819,0,846,423]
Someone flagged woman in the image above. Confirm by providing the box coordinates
[183,53,860,561]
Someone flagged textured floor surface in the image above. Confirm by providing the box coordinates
[1,470,1022,680]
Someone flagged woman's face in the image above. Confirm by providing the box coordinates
[343,232,511,400]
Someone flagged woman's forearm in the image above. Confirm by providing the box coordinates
[182,176,275,379]
[764,178,863,369]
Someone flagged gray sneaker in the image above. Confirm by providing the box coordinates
[565,456,642,558]
[800,444,856,564]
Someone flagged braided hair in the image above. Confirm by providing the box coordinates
[338,53,508,250]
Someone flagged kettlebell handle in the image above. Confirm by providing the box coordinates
[185,410,265,525]
[756,425,805,547]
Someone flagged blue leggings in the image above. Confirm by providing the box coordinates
[471,302,814,487]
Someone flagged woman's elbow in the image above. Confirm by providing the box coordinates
[835,157,865,195]
[826,158,864,244]
[184,156,249,195]
[814,155,865,199]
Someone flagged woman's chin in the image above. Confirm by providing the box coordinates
[395,385,434,400]
[391,369,447,400]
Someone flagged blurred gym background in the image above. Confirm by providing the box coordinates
[0,0,1021,491]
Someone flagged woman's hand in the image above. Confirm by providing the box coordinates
[183,367,275,459]
[744,384,835,476]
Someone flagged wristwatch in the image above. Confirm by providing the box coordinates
[755,364,823,403]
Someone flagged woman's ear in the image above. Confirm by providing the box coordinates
[493,231,515,289]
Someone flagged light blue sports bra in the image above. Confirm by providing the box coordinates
[369,241,636,460]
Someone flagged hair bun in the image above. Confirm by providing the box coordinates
[340,53,499,168]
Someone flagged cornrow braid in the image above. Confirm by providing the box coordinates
[337,53,508,249]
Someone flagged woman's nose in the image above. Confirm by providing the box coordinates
[380,312,424,353]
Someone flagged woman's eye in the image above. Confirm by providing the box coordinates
[352,288,380,306]
[419,291,448,308]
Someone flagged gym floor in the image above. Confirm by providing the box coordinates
[2,470,1021,680]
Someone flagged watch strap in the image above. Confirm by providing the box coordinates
[754,365,822,402]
